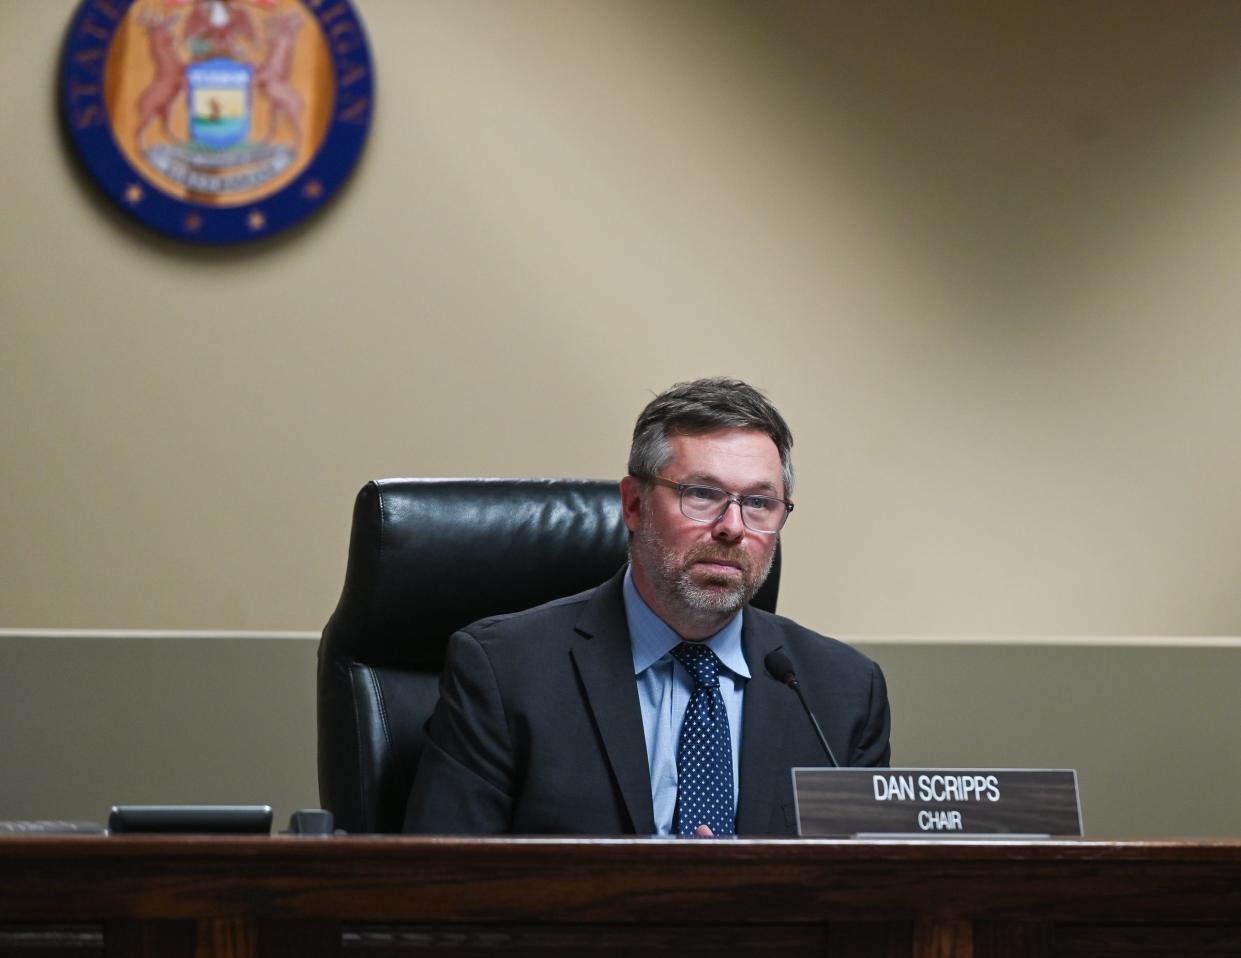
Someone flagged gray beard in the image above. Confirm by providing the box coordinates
[630,517,775,632]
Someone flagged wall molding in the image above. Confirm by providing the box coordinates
[2,628,1238,648]
[847,634,1241,648]
[0,629,318,641]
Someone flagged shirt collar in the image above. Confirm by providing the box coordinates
[624,564,751,680]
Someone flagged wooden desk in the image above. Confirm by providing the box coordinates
[2,836,1240,957]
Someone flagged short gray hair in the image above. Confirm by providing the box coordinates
[627,377,794,496]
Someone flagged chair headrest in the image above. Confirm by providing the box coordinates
[321,477,781,672]
[322,479,629,670]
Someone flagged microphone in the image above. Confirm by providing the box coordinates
[764,648,839,768]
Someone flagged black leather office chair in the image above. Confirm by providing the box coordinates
[317,477,782,833]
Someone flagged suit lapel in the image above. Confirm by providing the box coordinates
[736,610,797,834]
[569,571,657,835]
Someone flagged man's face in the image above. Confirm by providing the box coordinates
[621,427,783,638]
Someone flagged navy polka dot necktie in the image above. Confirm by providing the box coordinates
[670,641,736,837]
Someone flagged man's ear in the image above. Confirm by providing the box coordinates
[619,475,643,533]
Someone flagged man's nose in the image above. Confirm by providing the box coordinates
[711,499,746,542]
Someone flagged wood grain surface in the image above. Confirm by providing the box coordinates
[2,837,1240,956]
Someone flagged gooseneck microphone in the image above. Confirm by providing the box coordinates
[764,648,839,768]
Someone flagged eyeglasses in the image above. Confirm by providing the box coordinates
[645,476,793,534]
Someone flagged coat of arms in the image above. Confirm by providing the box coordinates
[61,0,373,243]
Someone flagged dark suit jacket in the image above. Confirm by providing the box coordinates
[403,568,890,835]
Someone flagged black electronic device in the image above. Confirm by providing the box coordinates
[765,648,839,767]
[283,808,336,835]
[107,805,273,834]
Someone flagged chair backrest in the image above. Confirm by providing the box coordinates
[317,477,781,833]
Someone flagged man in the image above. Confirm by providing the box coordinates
[404,377,890,835]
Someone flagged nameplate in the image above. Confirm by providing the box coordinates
[793,768,1082,837]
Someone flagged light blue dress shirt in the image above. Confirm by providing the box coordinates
[623,565,750,836]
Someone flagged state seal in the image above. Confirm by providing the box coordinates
[61,0,374,244]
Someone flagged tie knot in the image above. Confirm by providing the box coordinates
[670,642,722,688]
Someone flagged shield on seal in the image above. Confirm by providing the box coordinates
[186,57,252,149]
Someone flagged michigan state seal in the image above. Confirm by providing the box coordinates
[61,0,374,244]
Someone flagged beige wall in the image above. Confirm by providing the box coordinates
[3,631,1238,837]
[2,3,1239,831]
[4,0,1241,636]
